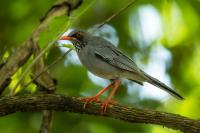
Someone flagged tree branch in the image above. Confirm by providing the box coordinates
[0,1,198,133]
[0,94,199,133]
[32,38,56,133]
[39,110,53,133]
[0,0,82,91]
[0,0,82,132]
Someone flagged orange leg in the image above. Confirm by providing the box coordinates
[101,79,121,114]
[81,81,115,108]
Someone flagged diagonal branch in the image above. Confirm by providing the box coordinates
[0,1,82,132]
[32,41,56,133]
[0,94,199,133]
[0,0,82,92]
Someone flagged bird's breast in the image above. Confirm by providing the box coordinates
[77,46,120,79]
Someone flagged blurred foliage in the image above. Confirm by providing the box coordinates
[0,0,200,133]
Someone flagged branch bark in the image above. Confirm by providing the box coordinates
[0,0,82,132]
[32,40,56,133]
[0,0,82,91]
[0,94,199,133]
[30,1,82,132]
[0,0,198,133]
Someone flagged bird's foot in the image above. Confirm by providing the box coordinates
[100,100,117,114]
[100,101,109,114]
[81,96,100,109]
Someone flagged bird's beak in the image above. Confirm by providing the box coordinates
[60,36,75,41]
[60,35,81,45]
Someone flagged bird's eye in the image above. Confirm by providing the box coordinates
[75,32,82,38]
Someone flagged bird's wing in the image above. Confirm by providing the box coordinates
[94,45,140,74]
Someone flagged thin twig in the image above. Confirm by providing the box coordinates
[10,0,89,95]
[69,0,97,27]
[10,34,67,95]
[24,48,72,89]
[97,0,137,29]
[31,28,56,133]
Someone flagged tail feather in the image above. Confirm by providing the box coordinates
[144,73,184,100]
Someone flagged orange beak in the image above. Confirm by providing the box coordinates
[60,36,74,41]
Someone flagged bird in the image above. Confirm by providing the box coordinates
[60,29,183,113]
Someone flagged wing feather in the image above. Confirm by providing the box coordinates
[94,46,140,74]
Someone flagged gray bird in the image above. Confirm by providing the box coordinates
[60,30,183,113]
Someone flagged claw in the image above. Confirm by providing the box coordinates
[81,79,121,114]
[100,100,117,114]
[81,97,100,108]
[100,101,109,114]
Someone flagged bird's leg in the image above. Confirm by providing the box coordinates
[81,81,115,108]
[101,79,121,114]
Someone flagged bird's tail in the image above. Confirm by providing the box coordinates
[143,73,184,100]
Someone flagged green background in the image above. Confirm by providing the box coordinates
[0,0,200,132]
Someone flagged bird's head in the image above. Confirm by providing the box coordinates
[60,30,89,50]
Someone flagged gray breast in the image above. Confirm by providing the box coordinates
[77,45,121,80]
